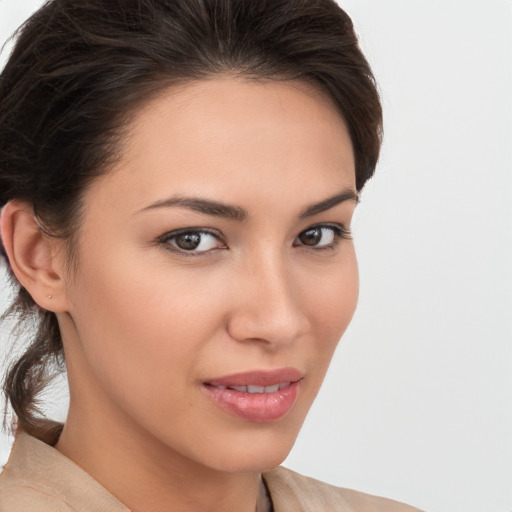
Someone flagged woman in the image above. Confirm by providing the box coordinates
[0,0,422,510]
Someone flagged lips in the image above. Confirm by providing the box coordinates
[203,368,302,423]
[215,383,290,393]
[206,368,302,388]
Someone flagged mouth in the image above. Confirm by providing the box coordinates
[207,382,292,393]
[202,368,302,423]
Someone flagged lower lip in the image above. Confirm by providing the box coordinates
[203,381,300,423]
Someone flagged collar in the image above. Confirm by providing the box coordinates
[2,432,291,511]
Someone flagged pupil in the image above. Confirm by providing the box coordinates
[177,233,201,250]
[300,227,321,246]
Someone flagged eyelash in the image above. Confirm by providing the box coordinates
[292,223,352,251]
[157,223,351,257]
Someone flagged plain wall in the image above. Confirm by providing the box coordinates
[1,1,511,511]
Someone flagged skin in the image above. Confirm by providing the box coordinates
[2,78,358,512]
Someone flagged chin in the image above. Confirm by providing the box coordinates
[200,426,301,474]
[213,449,292,474]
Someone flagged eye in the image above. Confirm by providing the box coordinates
[294,224,350,249]
[159,229,225,254]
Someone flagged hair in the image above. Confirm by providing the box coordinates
[0,0,382,440]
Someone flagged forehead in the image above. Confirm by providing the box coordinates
[84,77,355,215]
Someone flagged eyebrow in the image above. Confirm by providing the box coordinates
[137,196,247,220]
[298,189,359,218]
[137,188,358,221]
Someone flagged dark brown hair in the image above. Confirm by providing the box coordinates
[0,0,382,440]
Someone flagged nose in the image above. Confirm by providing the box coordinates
[226,252,311,348]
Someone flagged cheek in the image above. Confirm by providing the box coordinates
[304,249,359,369]
[313,246,358,326]
[65,247,234,399]
[65,258,176,396]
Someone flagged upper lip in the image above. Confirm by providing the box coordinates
[205,367,303,387]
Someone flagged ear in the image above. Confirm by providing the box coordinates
[0,200,68,312]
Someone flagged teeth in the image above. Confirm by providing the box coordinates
[219,383,289,393]
[247,385,265,393]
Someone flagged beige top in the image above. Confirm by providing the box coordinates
[0,433,423,512]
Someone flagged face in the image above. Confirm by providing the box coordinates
[58,78,358,473]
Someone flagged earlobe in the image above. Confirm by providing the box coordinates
[0,200,68,312]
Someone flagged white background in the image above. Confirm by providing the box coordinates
[1,1,511,511]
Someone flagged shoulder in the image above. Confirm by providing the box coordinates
[0,478,75,512]
[0,432,129,512]
[0,438,75,512]
[263,466,423,512]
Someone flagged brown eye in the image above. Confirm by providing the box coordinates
[161,230,224,253]
[175,232,202,250]
[298,227,323,246]
[294,224,347,249]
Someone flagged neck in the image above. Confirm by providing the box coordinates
[57,404,265,512]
